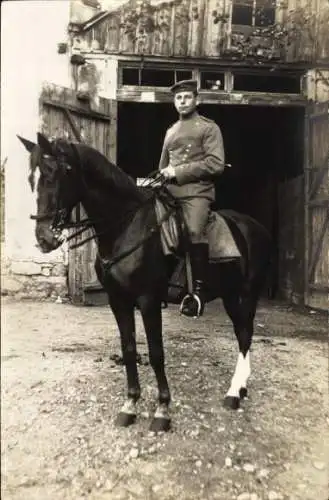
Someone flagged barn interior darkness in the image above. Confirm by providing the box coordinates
[117,103,305,295]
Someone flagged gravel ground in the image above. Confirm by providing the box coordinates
[1,297,328,500]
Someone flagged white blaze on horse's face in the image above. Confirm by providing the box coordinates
[34,154,63,253]
[31,167,40,216]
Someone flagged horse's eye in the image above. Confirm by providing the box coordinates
[43,154,52,159]
[66,165,72,171]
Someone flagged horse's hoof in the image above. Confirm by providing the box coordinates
[115,412,136,427]
[149,417,171,433]
[239,387,248,399]
[223,396,240,410]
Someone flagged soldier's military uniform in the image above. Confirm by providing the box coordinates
[158,111,225,242]
[158,79,225,317]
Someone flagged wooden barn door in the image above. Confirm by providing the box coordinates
[305,102,329,310]
[39,83,117,304]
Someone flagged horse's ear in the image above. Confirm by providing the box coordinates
[17,135,36,153]
[37,133,53,156]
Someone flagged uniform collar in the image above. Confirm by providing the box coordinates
[179,110,199,121]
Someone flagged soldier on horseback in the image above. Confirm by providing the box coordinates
[159,79,225,317]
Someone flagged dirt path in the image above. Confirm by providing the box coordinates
[1,297,328,500]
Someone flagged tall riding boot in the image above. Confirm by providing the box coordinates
[180,243,208,318]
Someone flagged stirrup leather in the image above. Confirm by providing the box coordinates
[180,243,208,318]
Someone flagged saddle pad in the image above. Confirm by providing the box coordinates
[155,199,241,261]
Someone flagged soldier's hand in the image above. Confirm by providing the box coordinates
[160,165,176,180]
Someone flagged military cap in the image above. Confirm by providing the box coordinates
[170,79,198,94]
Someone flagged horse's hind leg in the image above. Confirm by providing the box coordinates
[108,292,140,427]
[222,292,257,409]
[138,294,171,433]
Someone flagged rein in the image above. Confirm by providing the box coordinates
[100,191,177,271]
[67,170,168,250]
[66,170,178,278]
[33,141,177,268]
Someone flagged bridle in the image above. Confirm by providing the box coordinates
[30,147,83,238]
[30,143,177,258]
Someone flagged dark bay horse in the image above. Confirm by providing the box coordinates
[19,133,271,432]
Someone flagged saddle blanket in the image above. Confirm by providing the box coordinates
[155,199,241,261]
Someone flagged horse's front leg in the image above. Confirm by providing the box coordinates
[138,294,171,432]
[222,293,256,409]
[108,292,140,427]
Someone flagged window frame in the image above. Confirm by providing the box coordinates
[231,0,276,29]
[119,64,194,89]
[117,62,303,97]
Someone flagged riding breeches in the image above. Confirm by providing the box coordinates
[180,197,210,244]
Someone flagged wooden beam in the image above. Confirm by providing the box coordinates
[115,57,305,76]
[40,99,111,122]
[308,208,329,283]
[63,108,83,143]
[116,87,307,106]
[78,52,325,72]
[309,283,329,292]
[304,105,311,307]
[308,153,329,202]
[308,199,329,208]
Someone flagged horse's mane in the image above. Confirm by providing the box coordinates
[55,140,144,203]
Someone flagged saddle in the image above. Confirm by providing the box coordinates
[154,190,241,303]
[155,197,241,262]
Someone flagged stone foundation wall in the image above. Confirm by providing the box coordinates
[1,257,68,300]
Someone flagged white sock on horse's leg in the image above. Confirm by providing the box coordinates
[120,398,137,415]
[226,351,250,398]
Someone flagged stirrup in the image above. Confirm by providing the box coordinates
[180,292,204,318]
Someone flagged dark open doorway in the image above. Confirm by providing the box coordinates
[117,102,177,179]
[117,101,305,298]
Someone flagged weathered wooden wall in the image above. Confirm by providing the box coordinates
[40,83,116,303]
[69,0,329,63]
[305,101,329,310]
[307,69,329,103]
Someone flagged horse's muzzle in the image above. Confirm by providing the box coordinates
[35,223,64,253]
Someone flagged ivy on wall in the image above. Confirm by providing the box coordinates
[115,0,329,64]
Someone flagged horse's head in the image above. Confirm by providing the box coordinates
[18,133,81,253]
